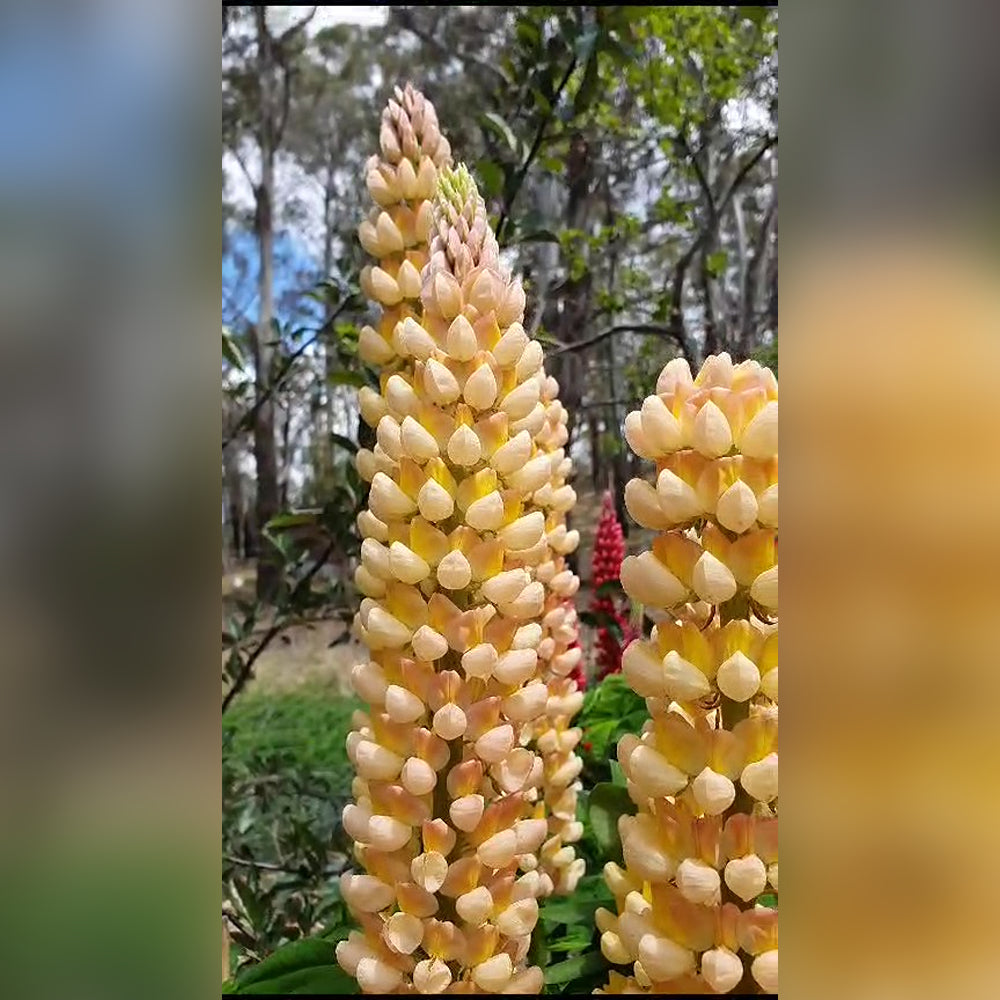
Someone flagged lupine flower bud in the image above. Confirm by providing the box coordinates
[601,354,778,994]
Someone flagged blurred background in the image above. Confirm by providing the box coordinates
[220,4,777,982]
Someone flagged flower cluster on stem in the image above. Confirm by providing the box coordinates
[596,354,778,995]
[337,88,584,991]
[590,491,637,681]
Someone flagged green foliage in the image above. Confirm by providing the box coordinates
[754,335,779,376]
[223,690,362,972]
[222,326,246,371]
[225,938,359,995]
[586,783,638,866]
[537,874,617,993]
[577,673,649,787]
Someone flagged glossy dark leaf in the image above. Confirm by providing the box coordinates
[329,432,358,455]
[588,782,637,865]
[544,949,608,986]
[476,158,505,199]
[222,328,246,371]
[480,111,520,156]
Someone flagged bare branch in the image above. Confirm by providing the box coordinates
[223,296,353,450]
[277,6,317,46]
[223,853,347,877]
[392,8,509,85]
[229,144,257,190]
[222,541,336,714]
[496,55,579,245]
[718,136,776,214]
[548,323,689,357]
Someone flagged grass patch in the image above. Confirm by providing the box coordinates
[223,687,362,797]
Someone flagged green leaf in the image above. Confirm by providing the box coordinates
[222,328,246,371]
[239,965,358,994]
[548,927,594,953]
[476,158,505,199]
[544,949,608,986]
[588,782,637,865]
[596,579,624,598]
[480,111,521,156]
[573,44,601,115]
[706,249,728,277]
[329,432,358,456]
[265,511,318,532]
[235,938,340,988]
[572,25,601,63]
[527,913,549,970]
[515,228,561,245]
[539,879,613,929]
[758,892,778,909]
[328,369,367,389]
[610,759,626,787]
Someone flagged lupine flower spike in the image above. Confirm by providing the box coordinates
[590,491,637,680]
[339,86,582,988]
[355,84,452,380]
[596,354,778,995]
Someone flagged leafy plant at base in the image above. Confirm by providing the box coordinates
[576,673,649,788]
[223,691,363,975]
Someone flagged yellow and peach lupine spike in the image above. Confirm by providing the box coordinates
[340,159,563,995]
[600,354,778,995]
[473,330,585,898]
[518,375,586,898]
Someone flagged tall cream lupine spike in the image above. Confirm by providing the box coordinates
[431,165,587,898]
[595,354,778,996]
[339,160,592,995]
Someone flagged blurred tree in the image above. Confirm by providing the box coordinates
[223,6,317,602]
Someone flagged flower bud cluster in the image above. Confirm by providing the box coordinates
[599,354,778,994]
[357,84,453,371]
[502,373,587,898]
[590,491,638,680]
[338,146,582,992]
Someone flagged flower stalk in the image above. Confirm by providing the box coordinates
[337,88,584,992]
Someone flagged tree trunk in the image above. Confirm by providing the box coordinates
[223,442,247,561]
[252,7,282,605]
[321,167,337,484]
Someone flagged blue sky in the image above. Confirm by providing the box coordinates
[222,226,324,334]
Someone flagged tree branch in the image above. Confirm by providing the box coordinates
[718,135,776,214]
[221,541,336,714]
[548,323,689,357]
[222,296,352,450]
[223,853,347,877]
[228,143,257,190]
[495,55,579,245]
[392,8,509,86]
